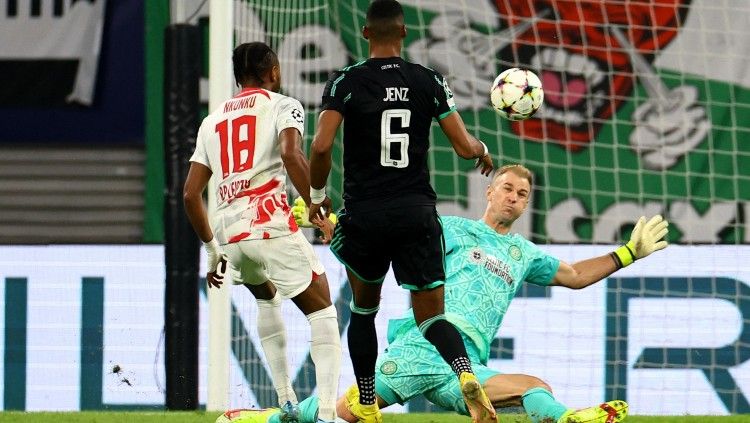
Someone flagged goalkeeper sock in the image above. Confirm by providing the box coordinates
[300,395,321,423]
[306,305,341,421]
[257,291,297,406]
[521,387,567,423]
[420,316,474,377]
[348,301,379,405]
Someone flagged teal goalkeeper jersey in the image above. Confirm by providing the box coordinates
[386,216,560,363]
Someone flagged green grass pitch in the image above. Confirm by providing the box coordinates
[1,412,749,422]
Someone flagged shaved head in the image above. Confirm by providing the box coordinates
[365,0,405,41]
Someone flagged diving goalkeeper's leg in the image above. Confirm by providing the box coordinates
[480,374,628,423]
[412,287,496,423]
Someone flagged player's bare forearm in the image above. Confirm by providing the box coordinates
[280,128,312,205]
[285,152,312,205]
[552,254,619,289]
[308,146,332,222]
[309,110,341,194]
[183,162,214,243]
[439,112,494,175]
[184,194,213,243]
[439,112,483,159]
[309,148,332,191]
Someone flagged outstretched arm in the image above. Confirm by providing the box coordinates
[309,110,342,221]
[552,215,669,289]
[551,255,619,289]
[438,112,494,175]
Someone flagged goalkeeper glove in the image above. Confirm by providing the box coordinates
[611,215,669,268]
[291,197,337,227]
[204,238,228,288]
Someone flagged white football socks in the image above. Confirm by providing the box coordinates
[306,305,342,422]
[256,291,297,406]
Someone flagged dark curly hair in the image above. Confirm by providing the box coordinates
[232,42,278,87]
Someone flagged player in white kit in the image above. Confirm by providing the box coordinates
[183,42,341,423]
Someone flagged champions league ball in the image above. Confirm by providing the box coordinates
[490,68,544,121]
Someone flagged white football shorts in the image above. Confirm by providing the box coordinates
[222,230,325,299]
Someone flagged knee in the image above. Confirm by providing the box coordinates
[256,290,282,308]
[350,299,379,316]
[312,273,334,305]
[527,376,552,394]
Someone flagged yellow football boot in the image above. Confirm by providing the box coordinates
[215,408,279,423]
[344,384,383,423]
[459,372,497,423]
[557,400,629,423]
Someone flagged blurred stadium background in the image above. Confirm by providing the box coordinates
[0,0,748,420]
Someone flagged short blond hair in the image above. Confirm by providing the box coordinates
[492,164,534,187]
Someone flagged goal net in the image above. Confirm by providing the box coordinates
[207,0,750,415]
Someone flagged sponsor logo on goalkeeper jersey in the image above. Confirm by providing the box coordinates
[469,248,484,264]
[469,248,514,285]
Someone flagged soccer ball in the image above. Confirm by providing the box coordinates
[490,68,544,121]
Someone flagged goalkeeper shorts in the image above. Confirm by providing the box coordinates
[330,205,446,290]
[223,231,325,299]
[374,329,499,415]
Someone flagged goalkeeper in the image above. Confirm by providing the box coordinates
[223,164,668,423]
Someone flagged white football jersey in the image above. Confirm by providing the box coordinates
[190,87,305,244]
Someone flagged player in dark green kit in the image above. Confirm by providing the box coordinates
[307,1,495,422]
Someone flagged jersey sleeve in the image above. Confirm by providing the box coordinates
[321,70,351,114]
[189,120,211,168]
[275,97,305,138]
[430,70,457,120]
[524,242,560,287]
[440,216,468,254]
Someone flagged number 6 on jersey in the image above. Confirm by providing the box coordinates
[381,109,410,168]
